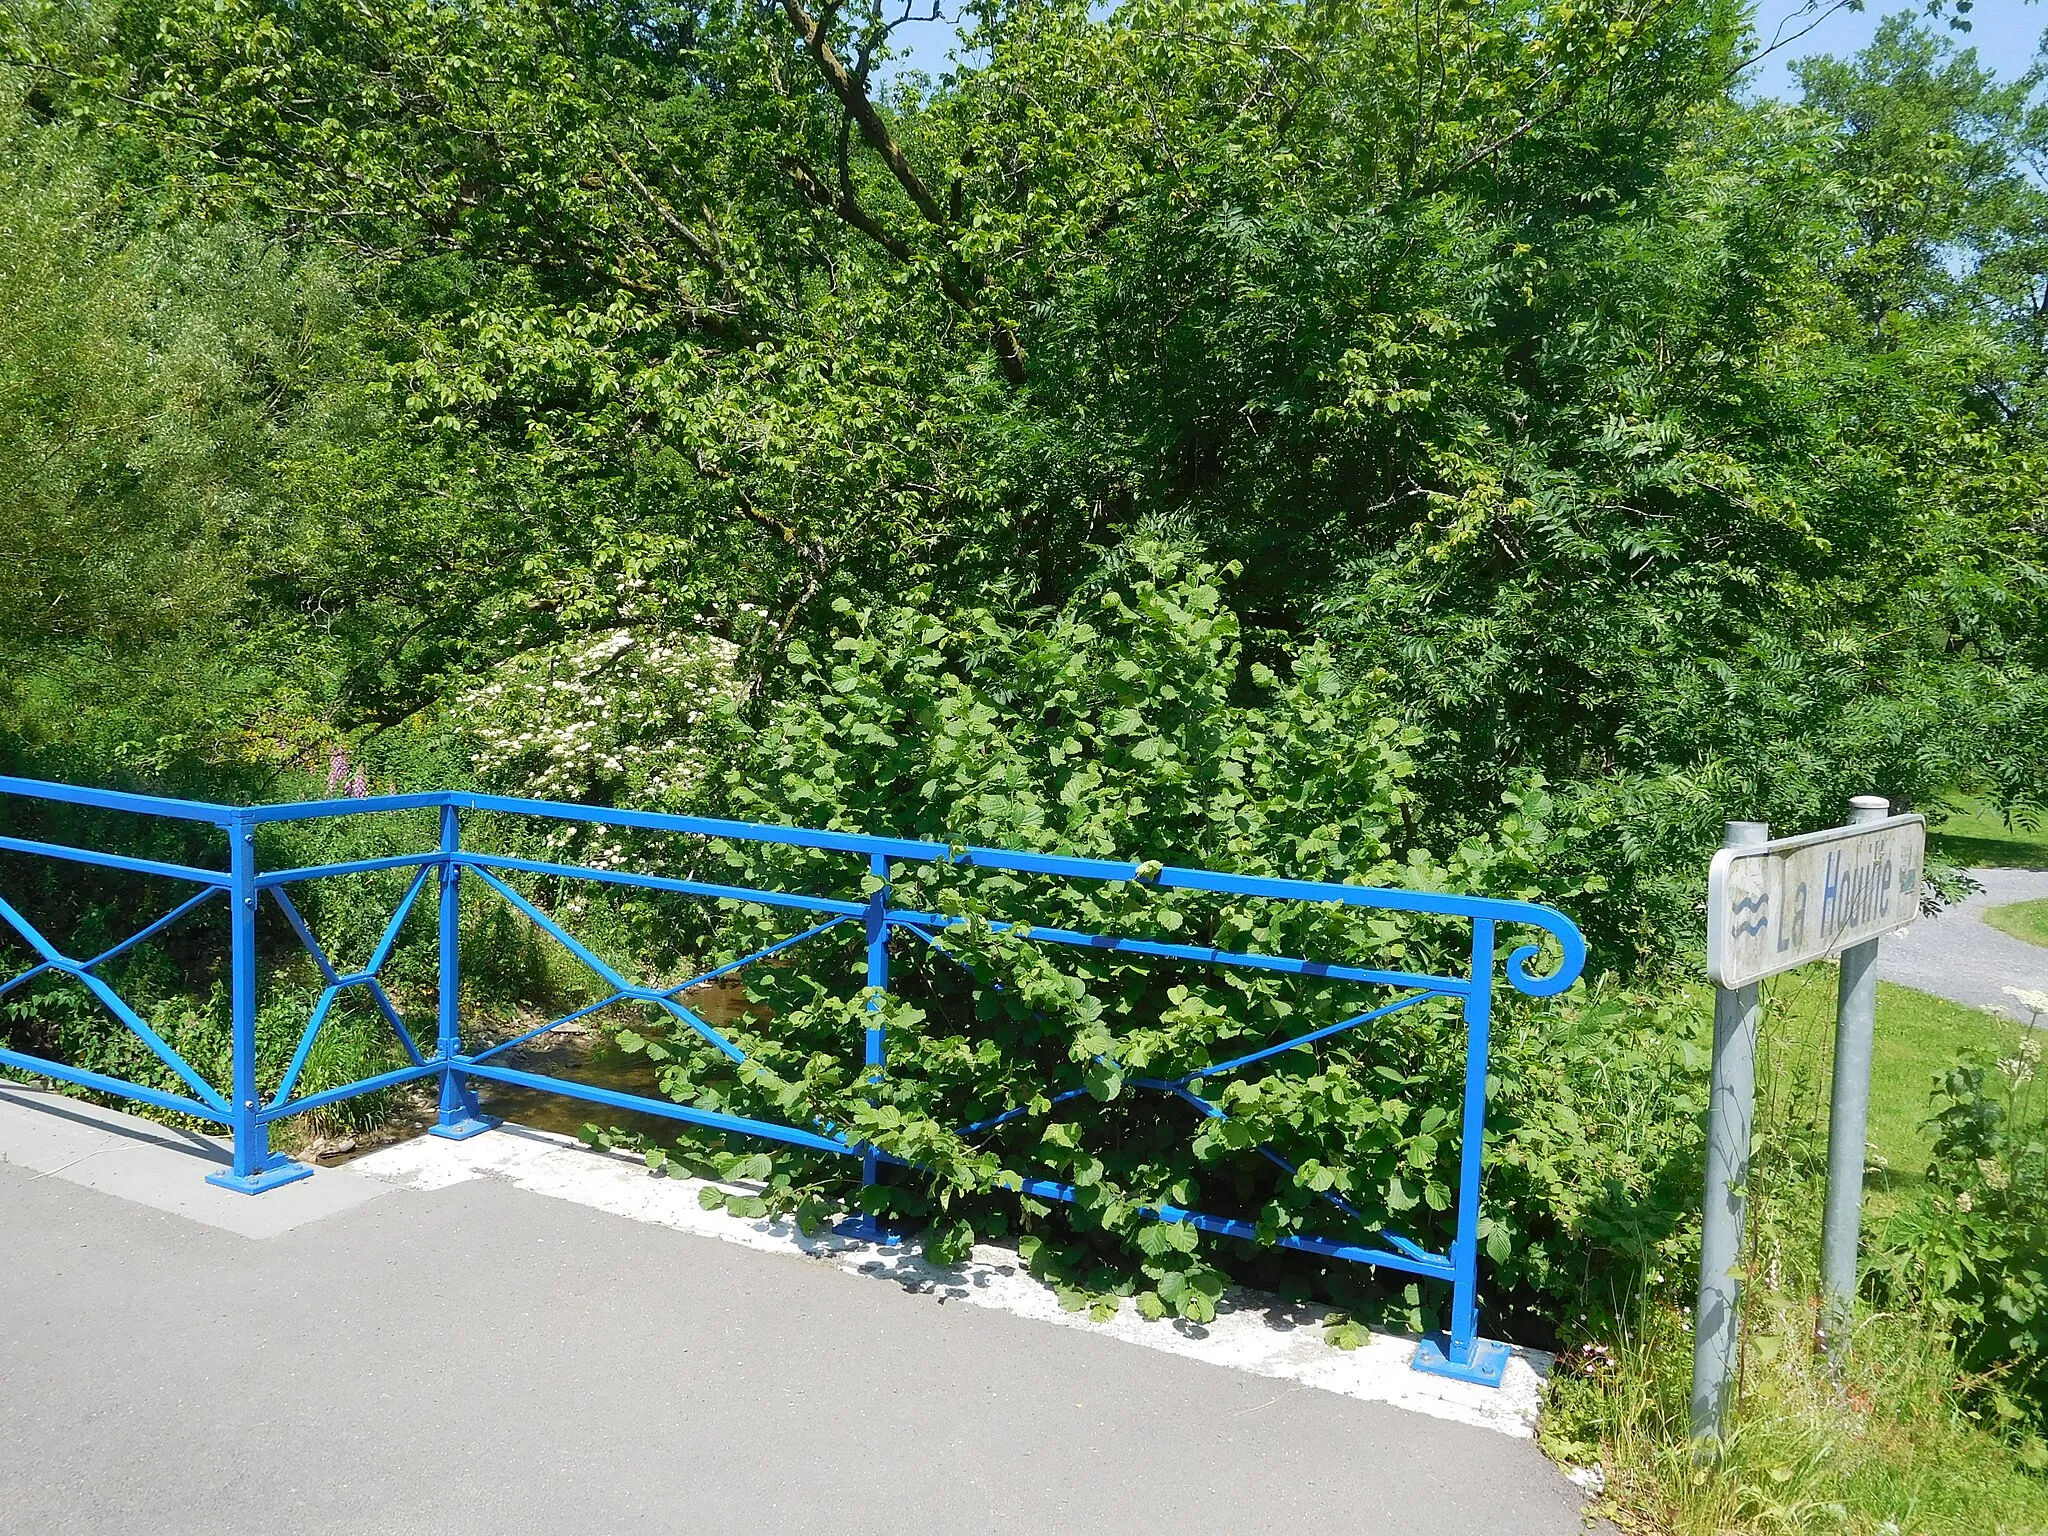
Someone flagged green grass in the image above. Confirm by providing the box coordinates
[1759,972,2036,1209]
[1547,1215,2048,1536]
[1546,977,2048,1534]
[1986,899,2048,952]
[1930,797,2048,871]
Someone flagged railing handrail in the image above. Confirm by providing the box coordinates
[0,779,1585,997]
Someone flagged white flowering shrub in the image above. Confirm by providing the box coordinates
[457,626,742,811]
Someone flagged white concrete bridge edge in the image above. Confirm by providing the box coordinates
[353,1122,1553,1440]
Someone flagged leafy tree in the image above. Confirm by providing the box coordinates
[0,99,355,782]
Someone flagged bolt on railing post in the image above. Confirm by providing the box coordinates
[1411,916,1511,1384]
[205,810,312,1193]
[1819,794,1891,1365]
[431,800,495,1140]
[1692,818,1770,1440]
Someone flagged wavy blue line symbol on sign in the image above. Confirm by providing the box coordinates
[1730,891,1769,939]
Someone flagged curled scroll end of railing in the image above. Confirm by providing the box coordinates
[1503,911,1588,999]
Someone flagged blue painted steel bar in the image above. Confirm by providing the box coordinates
[271,885,428,1061]
[265,884,431,1108]
[434,803,496,1140]
[80,887,223,967]
[271,985,345,1107]
[867,1151,1457,1282]
[872,918,1469,1279]
[466,992,629,1065]
[887,908,1453,994]
[255,852,440,889]
[366,865,434,974]
[240,792,452,825]
[1151,866,1580,985]
[257,1060,445,1122]
[0,886,231,1113]
[0,887,220,1002]
[833,853,904,1245]
[0,1044,228,1121]
[361,979,429,1065]
[1412,918,1508,1384]
[269,886,346,984]
[451,791,1584,980]
[665,915,854,995]
[457,850,865,919]
[206,813,311,1192]
[60,968,231,1113]
[1246,1138,1379,1228]
[457,1059,856,1157]
[957,1084,1094,1136]
[0,833,229,887]
[477,891,753,1073]
[3,877,113,971]
[0,774,233,824]
[862,853,889,1195]
[467,866,747,1063]
[457,790,951,861]
[1,777,1585,963]
[0,960,56,1002]
[1171,994,1442,1084]
[266,979,428,1110]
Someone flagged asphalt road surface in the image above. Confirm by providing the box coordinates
[0,1089,1600,1536]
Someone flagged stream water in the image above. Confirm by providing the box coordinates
[472,979,753,1145]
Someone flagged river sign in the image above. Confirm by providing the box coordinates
[1706,814,1926,988]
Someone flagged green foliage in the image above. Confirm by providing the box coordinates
[1930,799,2048,872]
[0,98,359,787]
[3,0,2034,864]
[2,0,2042,878]
[1885,1041,2048,1437]
[517,552,1700,1333]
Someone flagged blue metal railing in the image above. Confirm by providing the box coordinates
[0,775,1586,1385]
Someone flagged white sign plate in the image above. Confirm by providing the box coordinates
[1707,814,1925,988]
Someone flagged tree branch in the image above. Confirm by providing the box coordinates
[780,0,947,224]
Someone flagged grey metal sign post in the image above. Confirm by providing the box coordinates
[1692,799,1926,1440]
[1691,820,1767,1441]
[1820,796,1893,1362]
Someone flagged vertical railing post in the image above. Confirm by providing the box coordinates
[837,851,897,1243]
[1819,794,1891,1365]
[431,799,496,1140]
[1411,916,1510,1384]
[1692,818,1771,1440]
[205,810,312,1193]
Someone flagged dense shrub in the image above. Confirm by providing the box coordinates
[528,551,1707,1335]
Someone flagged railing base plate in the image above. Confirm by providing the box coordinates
[832,1212,902,1247]
[205,1159,315,1195]
[1410,1333,1511,1386]
[430,1114,502,1141]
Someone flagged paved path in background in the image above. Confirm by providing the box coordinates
[1879,867,2048,1024]
[0,1088,1602,1536]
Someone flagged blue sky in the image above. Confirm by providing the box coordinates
[882,0,2046,97]
[1744,0,2043,99]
